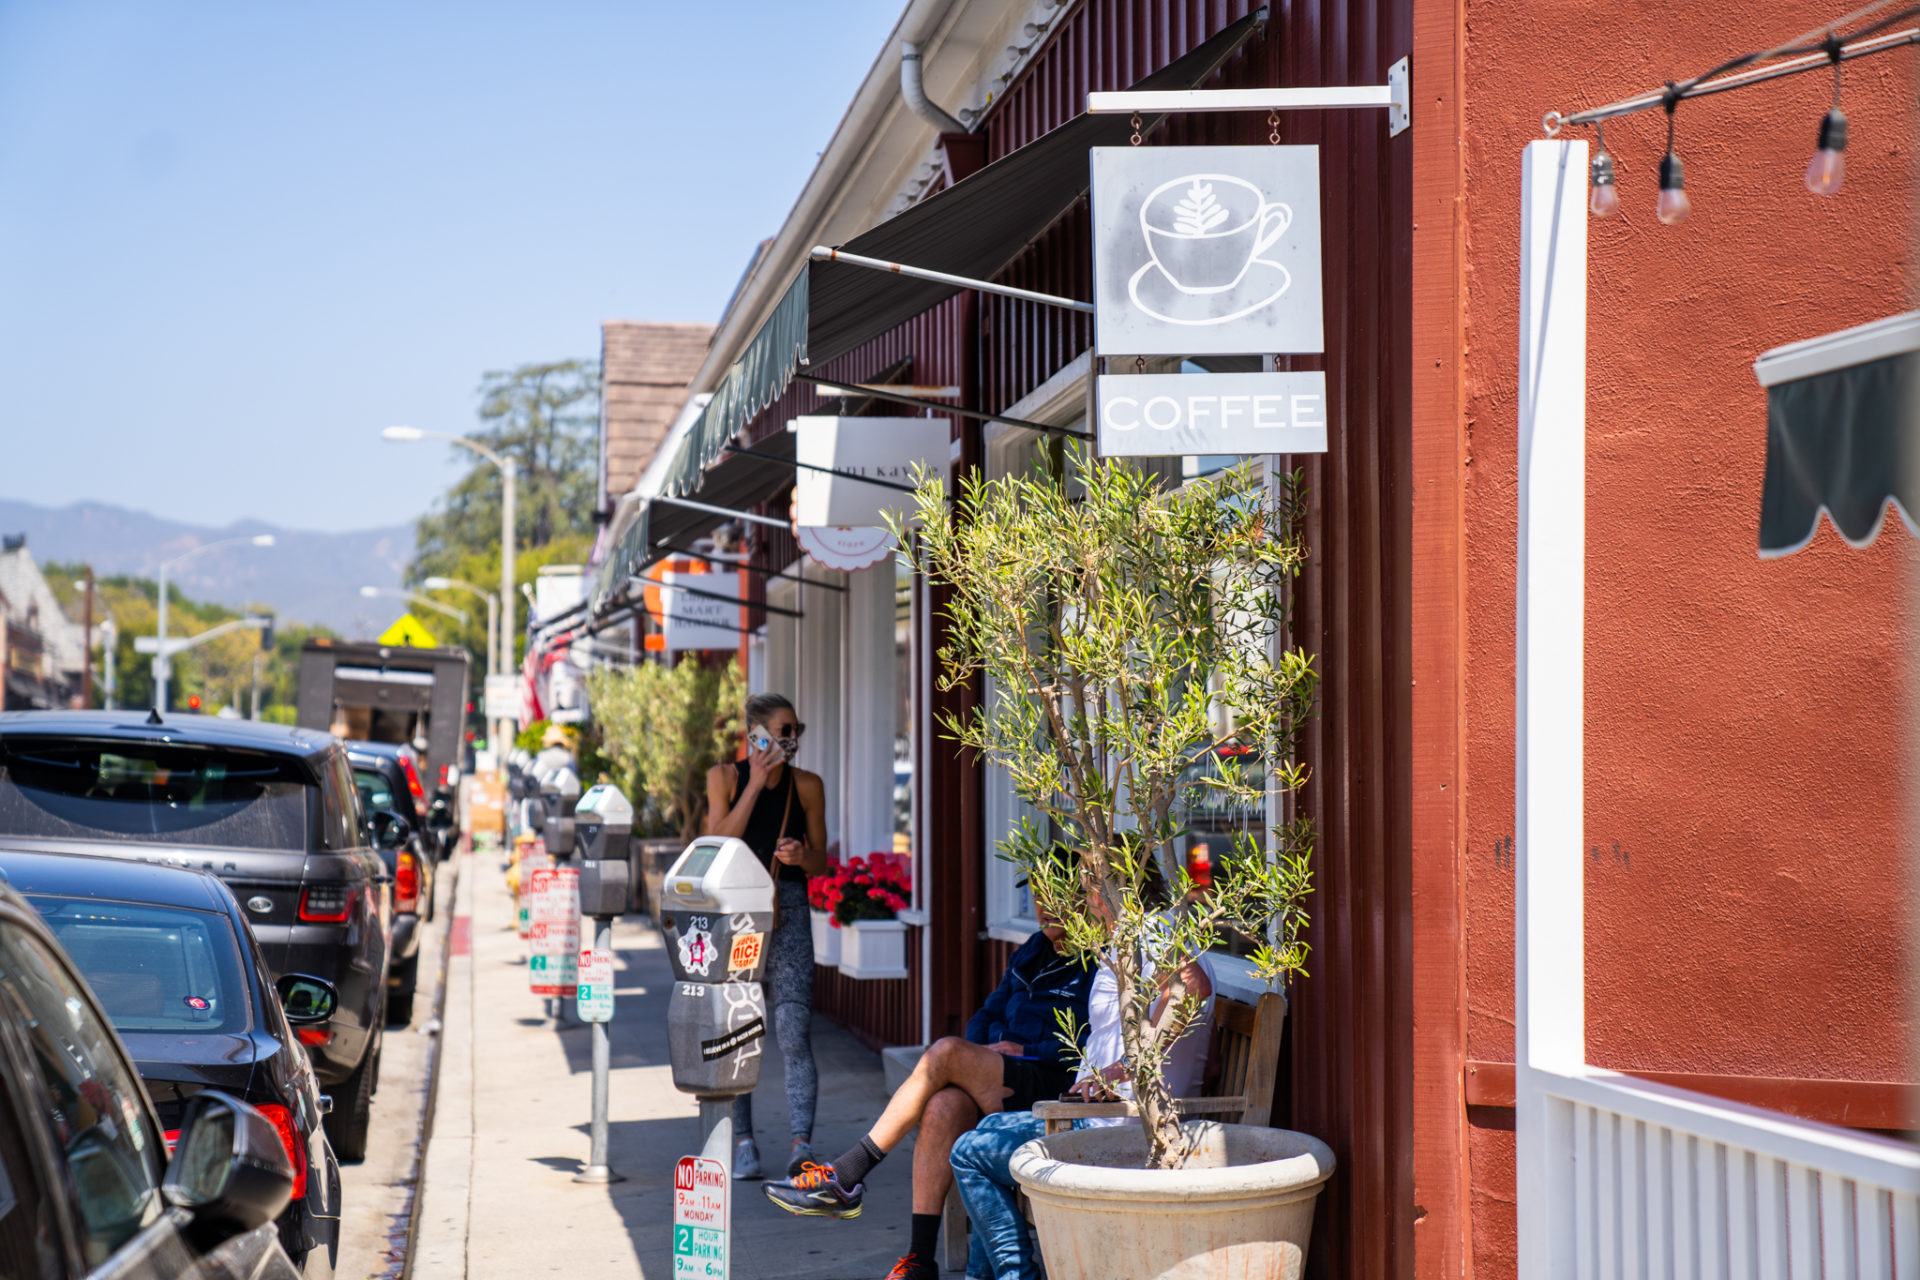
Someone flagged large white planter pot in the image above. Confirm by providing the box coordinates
[1009,1121,1335,1280]
[809,909,841,967]
[837,919,908,980]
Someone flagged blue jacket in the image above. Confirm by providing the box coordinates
[966,931,1095,1065]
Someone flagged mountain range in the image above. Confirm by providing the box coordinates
[0,498,416,637]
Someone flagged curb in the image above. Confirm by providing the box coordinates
[372,837,465,1280]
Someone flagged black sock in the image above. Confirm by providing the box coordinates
[830,1134,886,1188]
[908,1212,940,1260]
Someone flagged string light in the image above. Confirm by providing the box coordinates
[1589,122,1620,217]
[1656,86,1692,224]
[1805,38,1849,194]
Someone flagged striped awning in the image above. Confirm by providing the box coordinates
[1754,312,1917,558]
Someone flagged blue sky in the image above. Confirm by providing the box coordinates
[0,0,903,532]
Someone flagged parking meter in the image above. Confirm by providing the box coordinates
[660,836,775,1098]
[541,767,581,858]
[574,783,633,917]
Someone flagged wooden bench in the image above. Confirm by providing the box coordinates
[940,990,1287,1271]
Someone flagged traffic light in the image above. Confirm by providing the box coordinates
[187,694,201,711]
[259,617,275,650]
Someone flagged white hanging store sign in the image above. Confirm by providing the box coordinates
[788,416,947,571]
[791,416,950,528]
[1090,144,1324,358]
[659,571,743,652]
[1096,369,1328,457]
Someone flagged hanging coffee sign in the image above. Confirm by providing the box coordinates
[1097,369,1327,456]
[1091,145,1324,356]
[1089,144,1329,457]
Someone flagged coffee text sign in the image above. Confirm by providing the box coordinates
[1092,145,1323,357]
[1096,370,1328,457]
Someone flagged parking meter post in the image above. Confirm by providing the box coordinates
[572,783,636,1186]
[573,913,625,1185]
[698,1102,732,1160]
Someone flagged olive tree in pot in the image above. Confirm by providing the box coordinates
[585,657,743,922]
[899,453,1330,1279]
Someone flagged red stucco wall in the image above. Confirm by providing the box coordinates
[1458,2,1916,1273]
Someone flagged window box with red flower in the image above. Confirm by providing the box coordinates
[823,853,911,980]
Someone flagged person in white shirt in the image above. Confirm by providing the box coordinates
[948,857,1214,1280]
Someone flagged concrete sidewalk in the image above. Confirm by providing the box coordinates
[412,846,926,1280]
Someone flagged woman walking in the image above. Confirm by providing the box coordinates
[705,692,829,1180]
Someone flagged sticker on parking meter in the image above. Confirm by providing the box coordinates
[517,845,550,939]
[726,933,762,974]
[673,1156,727,1279]
[576,947,614,1022]
[528,867,580,997]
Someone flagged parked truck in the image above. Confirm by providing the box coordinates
[296,639,472,790]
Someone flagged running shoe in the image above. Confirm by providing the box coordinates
[733,1138,761,1181]
[884,1254,938,1279]
[763,1162,864,1218]
[785,1141,816,1179]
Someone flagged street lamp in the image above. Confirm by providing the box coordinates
[155,534,274,713]
[383,425,516,756]
[422,576,500,677]
[358,585,470,630]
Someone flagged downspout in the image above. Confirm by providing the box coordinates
[900,41,967,135]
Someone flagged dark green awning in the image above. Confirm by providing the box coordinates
[652,7,1270,506]
[1754,313,1917,557]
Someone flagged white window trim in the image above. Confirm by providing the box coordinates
[979,353,1092,938]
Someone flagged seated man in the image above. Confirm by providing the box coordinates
[764,854,1094,1280]
[948,876,1214,1280]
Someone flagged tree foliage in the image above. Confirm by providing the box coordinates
[406,359,600,669]
[586,659,744,841]
[43,564,335,716]
[898,452,1317,1171]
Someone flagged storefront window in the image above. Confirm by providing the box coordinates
[893,549,913,856]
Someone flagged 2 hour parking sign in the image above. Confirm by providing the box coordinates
[673,1156,728,1279]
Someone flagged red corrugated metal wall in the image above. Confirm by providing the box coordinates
[738,4,1418,1271]
[979,4,1417,1277]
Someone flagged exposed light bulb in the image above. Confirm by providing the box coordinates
[1589,148,1620,217]
[1805,108,1847,195]
[1656,151,1690,225]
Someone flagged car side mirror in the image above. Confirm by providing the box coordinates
[371,809,410,850]
[428,798,456,830]
[162,1094,294,1238]
[275,974,339,1026]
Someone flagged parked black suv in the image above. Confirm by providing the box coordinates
[0,878,302,1278]
[0,712,391,1162]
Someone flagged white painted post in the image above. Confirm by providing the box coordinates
[1515,137,1590,1277]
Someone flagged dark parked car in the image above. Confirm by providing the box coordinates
[0,712,391,1162]
[0,850,344,1274]
[0,877,302,1279]
[345,742,438,1024]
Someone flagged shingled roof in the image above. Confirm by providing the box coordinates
[599,321,714,506]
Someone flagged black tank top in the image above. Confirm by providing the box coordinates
[731,759,809,884]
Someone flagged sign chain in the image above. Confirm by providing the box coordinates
[1130,111,1142,145]
[1269,108,1281,144]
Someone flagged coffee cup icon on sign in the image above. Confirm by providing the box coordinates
[1130,173,1293,326]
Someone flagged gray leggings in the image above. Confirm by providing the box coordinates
[733,879,816,1143]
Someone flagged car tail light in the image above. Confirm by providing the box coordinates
[163,1128,180,1155]
[400,754,427,805]
[298,885,351,923]
[395,851,420,913]
[256,1104,307,1200]
[295,1028,332,1047]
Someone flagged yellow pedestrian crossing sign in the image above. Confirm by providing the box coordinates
[377,613,439,648]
